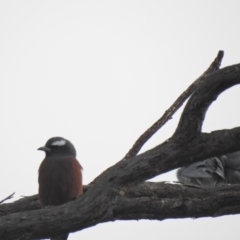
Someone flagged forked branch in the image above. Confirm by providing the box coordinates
[124,51,224,159]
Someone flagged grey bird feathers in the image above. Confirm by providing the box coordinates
[177,151,240,187]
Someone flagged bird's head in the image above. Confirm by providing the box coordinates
[38,137,76,157]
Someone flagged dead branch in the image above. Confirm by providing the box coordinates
[0,192,15,205]
[124,51,224,159]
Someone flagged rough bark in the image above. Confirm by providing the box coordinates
[0,56,240,240]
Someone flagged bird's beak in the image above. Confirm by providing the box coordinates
[37,146,51,152]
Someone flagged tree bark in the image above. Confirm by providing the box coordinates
[0,56,240,240]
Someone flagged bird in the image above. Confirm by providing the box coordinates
[177,151,240,187]
[38,137,83,240]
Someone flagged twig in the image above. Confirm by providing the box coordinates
[0,192,15,204]
[124,50,224,159]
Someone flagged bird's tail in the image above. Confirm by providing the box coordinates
[51,233,69,240]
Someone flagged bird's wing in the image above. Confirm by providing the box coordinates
[178,157,225,179]
[221,151,240,170]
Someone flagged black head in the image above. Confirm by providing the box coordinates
[38,137,76,158]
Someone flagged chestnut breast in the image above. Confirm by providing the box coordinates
[38,156,82,207]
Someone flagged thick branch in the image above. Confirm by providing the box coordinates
[0,195,40,217]
[1,182,240,239]
[126,182,240,199]
[174,63,240,140]
[0,185,92,217]
[95,127,240,190]
[114,183,240,221]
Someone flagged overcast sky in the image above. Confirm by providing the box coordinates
[0,1,240,239]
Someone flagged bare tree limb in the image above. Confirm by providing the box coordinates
[1,182,240,239]
[174,62,240,139]
[124,50,224,159]
[0,192,15,205]
[0,186,91,217]
[113,183,240,221]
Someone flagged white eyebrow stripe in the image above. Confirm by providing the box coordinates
[51,140,66,146]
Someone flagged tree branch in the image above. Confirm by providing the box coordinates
[114,183,240,221]
[174,63,240,140]
[124,50,224,159]
[0,192,15,205]
[0,195,40,217]
[1,182,240,239]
